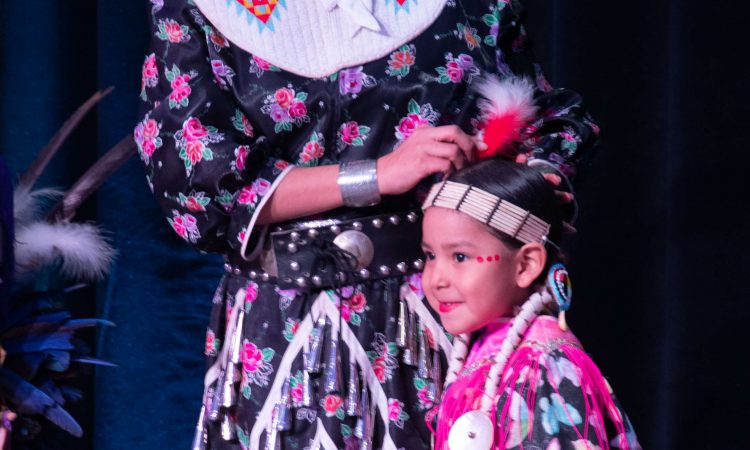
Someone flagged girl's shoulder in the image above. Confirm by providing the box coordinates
[497,317,641,450]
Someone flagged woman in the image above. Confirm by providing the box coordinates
[133,0,598,448]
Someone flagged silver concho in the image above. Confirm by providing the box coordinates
[332,230,374,269]
[447,411,494,450]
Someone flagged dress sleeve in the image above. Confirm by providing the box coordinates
[496,346,640,450]
[134,0,294,256]
[487,0,600,180]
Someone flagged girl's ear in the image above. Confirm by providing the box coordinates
[515,243,547,289]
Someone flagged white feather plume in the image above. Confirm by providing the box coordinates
[13,186,64,227]
[14,221,115,281]
[474,76,537,122]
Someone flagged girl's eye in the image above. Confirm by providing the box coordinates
[453,253,468,263]
[423,251,436,261]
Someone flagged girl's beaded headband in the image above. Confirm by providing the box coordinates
[422,180,551,245]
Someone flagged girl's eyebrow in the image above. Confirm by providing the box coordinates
[443,241,478,250]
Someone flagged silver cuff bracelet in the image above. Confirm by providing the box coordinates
[338,160,381,207]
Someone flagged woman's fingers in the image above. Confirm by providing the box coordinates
[427,125,476,162]
[427,142,469,171]
[543,173,562,186]
[514,153,528,164]
[555,190,574,203]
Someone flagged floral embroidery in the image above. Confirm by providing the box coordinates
[168,210,201,243]
[232,109,255,137]
[232,145,250,173]
[245,281,260,304]
[481,1,507,47]
[203,25,229,51]
[456,23,480,50]
[273,159,291,175]
[165,64,197,109]
[413,378,435,411]
[236,178,271,209]
[338,66,376,96]
[237,226,248,244]
[366,333,399,383]
[387,399,409,428]
[322,394,345,420]
[298,132,325,167]
[204,329,219,356]
[240,341,275,398]
[211,59,236,90]
[261,87,309,133]
[178,191,211,212]
[249,55,281,78]
[539,393,583,435]
[407,273,424,298]
[283,318,300,342]
[215,190,235,212]
[133,115,163,164]
[386,44,416,78]
[435,53,480,84]
[505,390,532,448]
[149,0,163,14]
[173,117,224,175]
[140,53,159,100]
[395,99,440,141]
[559,126,580,154]
[156,19,190,43]
[337,121,371,151]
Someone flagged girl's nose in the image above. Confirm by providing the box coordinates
[430,260,450,289]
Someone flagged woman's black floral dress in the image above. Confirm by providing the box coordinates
[133,0,598,448]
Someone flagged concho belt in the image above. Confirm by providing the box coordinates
[225,210,425,290]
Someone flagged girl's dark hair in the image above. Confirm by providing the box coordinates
[447,158,563,257]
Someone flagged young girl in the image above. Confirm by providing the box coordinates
[421,159,640,450]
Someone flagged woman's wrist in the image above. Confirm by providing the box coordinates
[338,159,381,207]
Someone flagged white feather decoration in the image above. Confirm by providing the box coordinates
[13,187,63,227]
[474,76,537,121]
[14,221,115,281]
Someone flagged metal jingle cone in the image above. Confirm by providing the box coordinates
[209,375,224,421]
[345,362,361,416]
[354,388,369,439]
[265,406,281,450]
[301,370,314,407]
[358,390,374,450]
[417,322,431,379]
[220,413,236,441]
[206,385,220,422]
[221,362,239,408]
[396,298,408,348]
[430,349,442,401]
[230,308,246,365]
[323,331,342,394]
[304,317,326,373]
[191,401,208,450]
[276,377,293,431]
[403,308,417,366]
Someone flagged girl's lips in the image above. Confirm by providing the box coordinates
[438,302,462,313]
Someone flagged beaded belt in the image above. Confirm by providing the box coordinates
[224,210,425,290]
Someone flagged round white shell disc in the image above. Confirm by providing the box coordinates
[447,410,494,450]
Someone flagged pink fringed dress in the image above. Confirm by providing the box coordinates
[436,316,640,450]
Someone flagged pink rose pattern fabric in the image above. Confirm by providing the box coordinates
[136,0,598,448]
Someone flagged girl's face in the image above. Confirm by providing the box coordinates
[421,207,526,335]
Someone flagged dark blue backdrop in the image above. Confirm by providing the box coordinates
[2,1,748,449]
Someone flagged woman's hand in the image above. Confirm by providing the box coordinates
[377,125,478,196]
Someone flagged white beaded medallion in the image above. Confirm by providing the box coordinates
[447,410,494,450]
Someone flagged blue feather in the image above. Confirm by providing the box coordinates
[0,367,83,437]
[2,332,75,354]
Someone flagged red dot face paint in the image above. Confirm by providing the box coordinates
[477,256,484,263]
[494,255,500,261]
